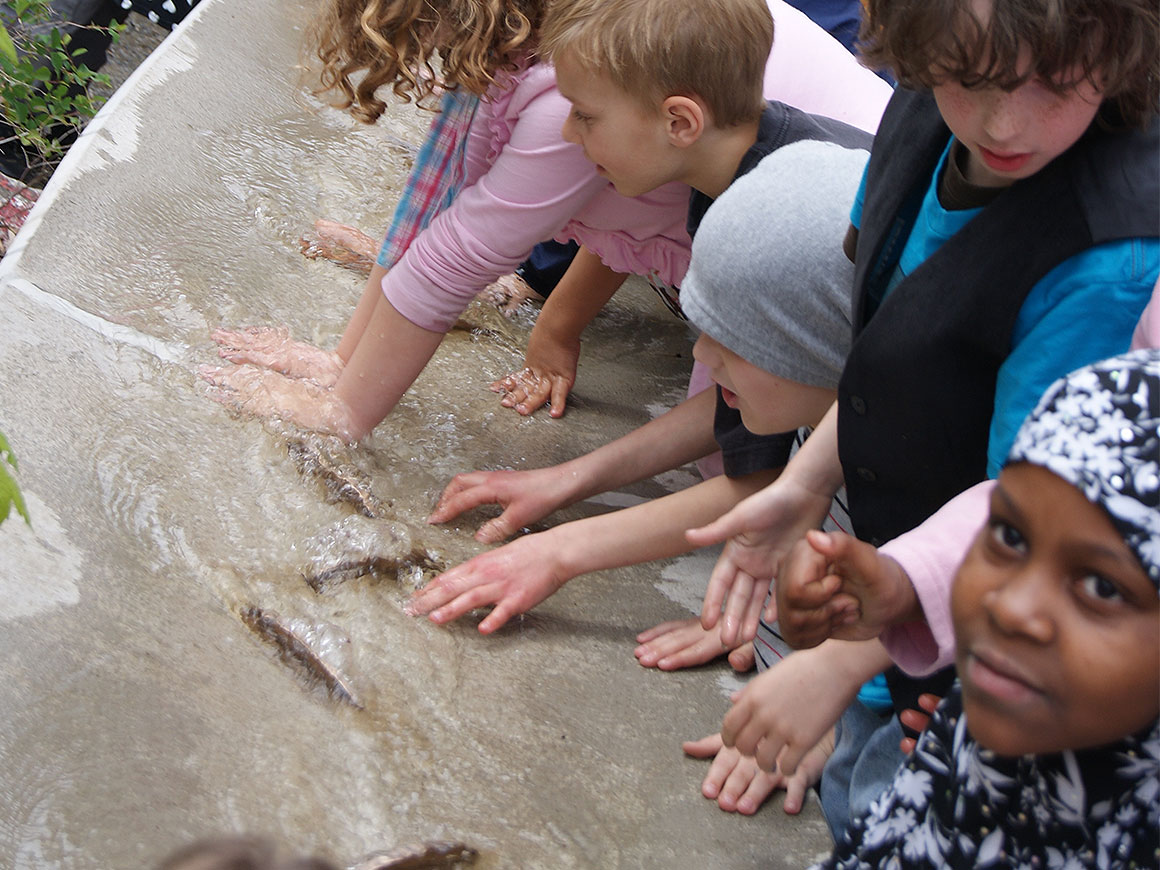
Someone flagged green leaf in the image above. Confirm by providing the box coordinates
[0,431,31,527]
[0,24,17,67]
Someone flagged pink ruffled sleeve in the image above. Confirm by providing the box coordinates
[878,481,994,676]
[382,65,609,332]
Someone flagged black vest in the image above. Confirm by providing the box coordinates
[840,89,1159,547]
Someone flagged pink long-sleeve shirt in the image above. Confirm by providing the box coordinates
[383,0,891,332]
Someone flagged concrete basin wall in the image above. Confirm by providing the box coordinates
[0,1,833,866]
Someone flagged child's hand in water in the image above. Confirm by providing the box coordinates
[298,219,377,274]
[211,326,345,387]
[776,530,920,650]
[491,323,580,417]
[200,364,360,442]
[427,466,583,543]
[405,530,571,632]
[634,619,756,671]
[683,730,833,815]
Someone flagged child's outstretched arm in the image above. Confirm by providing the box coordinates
[721,638,893,776]
[774,530,921,650]
[408,464,779,633]
[427,386,719,542]
[491,245,628,417]
[688,402,844,647]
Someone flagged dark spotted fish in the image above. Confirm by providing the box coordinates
[350,842,478,869]
[240,607,363,709]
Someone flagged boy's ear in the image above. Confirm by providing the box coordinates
[661,95,705,148]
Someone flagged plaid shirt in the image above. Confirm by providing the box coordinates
[377,89,480,269]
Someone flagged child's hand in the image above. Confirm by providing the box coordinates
[298,219,377,274]
[404,531,571,633]
[683,731,832,815]
[491,326,580,418]
[634,619,756,672]
[211,326,345,387]
[687,478,833,648]
[720,645,859,776]
[776,530,918,650]
[426,466,581,543]
[898,693,941,754]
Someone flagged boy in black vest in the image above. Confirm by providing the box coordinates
[690,0,1158,841]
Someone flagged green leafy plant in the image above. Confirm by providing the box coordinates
[0,429,29,526]
[0,0,120,182]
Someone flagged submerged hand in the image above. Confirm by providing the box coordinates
[777,530,916,649]
[634,619,756,672]
[405,531,571,633]
[298,219,377,274]
[211,326,345,387]
[427,466,580,543]
[200,363,360,442]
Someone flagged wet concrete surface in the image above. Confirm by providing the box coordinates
[0,1,834,866]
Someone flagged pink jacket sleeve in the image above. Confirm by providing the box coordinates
[382,66,609,332]
[877,481,993,676]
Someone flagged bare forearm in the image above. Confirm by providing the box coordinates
[337,265,389,362]
[334,291,444,438]
[552,388,720,506]
[532,245,627,347]
[783,401,844,500]
[552,467,781,578]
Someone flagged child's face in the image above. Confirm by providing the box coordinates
[952,463,1159,757]
[692,333,835,435]
[933,70,1103,188]
[554,53,679,198]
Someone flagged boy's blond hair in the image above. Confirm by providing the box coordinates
[540,0,772,127]
[860,0,1159,128]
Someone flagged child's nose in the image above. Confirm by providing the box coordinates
[692,334,718,365]
[980,91,1021,144]
[983,567,1055,643]
[561,115,581,145]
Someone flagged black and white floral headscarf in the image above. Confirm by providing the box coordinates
[815,351,1160,870]
[1008,349,1160,586]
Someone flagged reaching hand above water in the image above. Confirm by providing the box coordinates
[426,466,583,543]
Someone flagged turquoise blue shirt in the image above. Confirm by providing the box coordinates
[850,142,1158,477]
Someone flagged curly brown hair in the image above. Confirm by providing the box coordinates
[312,0,546,124]
[859,0,1159,127]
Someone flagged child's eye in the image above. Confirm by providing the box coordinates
[988,519,1026,553]
[1078,573,1124,603]
[571,109,592,125]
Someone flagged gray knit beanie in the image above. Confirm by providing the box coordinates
[681,139,867,389]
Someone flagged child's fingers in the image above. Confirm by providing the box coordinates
[780,772,807,815]
[726,643,757,673]
[427,474,496,524]
[635,619,690,643]
[548,377,570,418]
[681,732,724,758]
[474,511,523,544]
[718,572,762,648]
[516,380,552,416]
[917,693,942,713]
